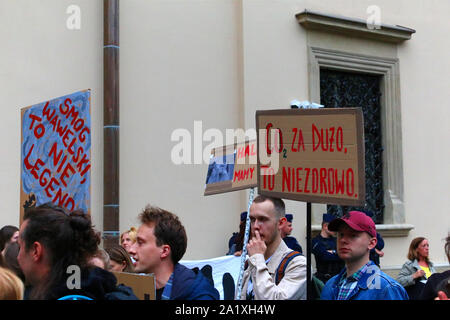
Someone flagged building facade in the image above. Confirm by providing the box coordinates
[1,0,449,274]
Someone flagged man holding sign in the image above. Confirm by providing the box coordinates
[238,196,306,300]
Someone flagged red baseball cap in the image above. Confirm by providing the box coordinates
[328,211,377,238]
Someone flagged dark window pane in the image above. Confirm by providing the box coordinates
[320,69,384,224]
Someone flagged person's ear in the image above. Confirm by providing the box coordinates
[368,235,377,250]
[279,217,287,227]
[160,244,171,260]
[31,241,44,262]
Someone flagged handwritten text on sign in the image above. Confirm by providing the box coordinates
[21,90,91,212]
[204,140,257,196]
[256,108,365,206]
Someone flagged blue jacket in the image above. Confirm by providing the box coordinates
[171,263,220,300]
[321,261,409,300]
[283,236,303,254]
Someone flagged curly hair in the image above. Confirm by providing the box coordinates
[139,205,187,264]
[21,205,100,299]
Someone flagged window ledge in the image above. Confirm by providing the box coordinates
[312,224,414,237]
[296,9,415,43]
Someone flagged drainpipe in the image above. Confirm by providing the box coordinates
[103,0,120,249]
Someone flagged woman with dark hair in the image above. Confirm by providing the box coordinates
[396,237,436,300]
[3,242,25,282]
[17,205,138,300]
[0,225,19,256]
[106,245,134,273]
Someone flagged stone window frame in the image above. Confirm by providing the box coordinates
[297,10,415,237]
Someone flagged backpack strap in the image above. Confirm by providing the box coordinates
[275,251,302,285]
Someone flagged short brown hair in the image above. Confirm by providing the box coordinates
[252,195,285,219]
[139,205,187,264]
[407,237,430,263]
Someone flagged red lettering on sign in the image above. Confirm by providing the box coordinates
[266,123,273,155]
[24,144,35,172]
[44,178,60,198]
[60,162,76,188]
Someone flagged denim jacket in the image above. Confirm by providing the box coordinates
[396,259,436,288]
[321,261,409,300]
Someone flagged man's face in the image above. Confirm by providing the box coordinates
[323,223,336,237]
[17,220,37,285]
[129,223,164,274]
[336,224,376,263]
[280,220,292,237]
[249,200,280,246]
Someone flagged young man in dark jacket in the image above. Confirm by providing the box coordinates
[129,204,219,300]
[18,204,138,300]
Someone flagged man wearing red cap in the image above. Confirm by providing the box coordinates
[320,211,408,300]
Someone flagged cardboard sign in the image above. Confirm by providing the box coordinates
[256,108,365,206]
[112,271,156,300]
[204,140,257,196]
[20,90,91,221]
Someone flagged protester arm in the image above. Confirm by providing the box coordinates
[312,240,341,262]
[396,262,416,288]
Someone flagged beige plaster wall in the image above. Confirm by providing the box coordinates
[1,0,448,267]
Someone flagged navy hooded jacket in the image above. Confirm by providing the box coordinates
[170,263,219,300]
[43,267,138,300]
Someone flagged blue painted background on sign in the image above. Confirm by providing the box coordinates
[21,90,91,212]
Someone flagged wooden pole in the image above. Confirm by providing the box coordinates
[103,0,120,249]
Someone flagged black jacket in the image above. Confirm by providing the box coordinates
[42,267,138,300]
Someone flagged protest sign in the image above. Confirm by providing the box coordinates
[20,90,91,221]
[204,140,257,196]
[112,271,156,300]
[256,108,365,206]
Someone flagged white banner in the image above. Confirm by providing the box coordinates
[180,255,243,300]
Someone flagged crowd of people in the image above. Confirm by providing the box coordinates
[0,198,448,301]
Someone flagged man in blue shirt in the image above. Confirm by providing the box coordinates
[129,204,219,300]
[320,211,408,300]
[280,214,303,254]
[312,213,344,284]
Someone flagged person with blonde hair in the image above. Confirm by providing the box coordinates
[0,266,24,300]
[120,227,137,253]
[397,237,436,300]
